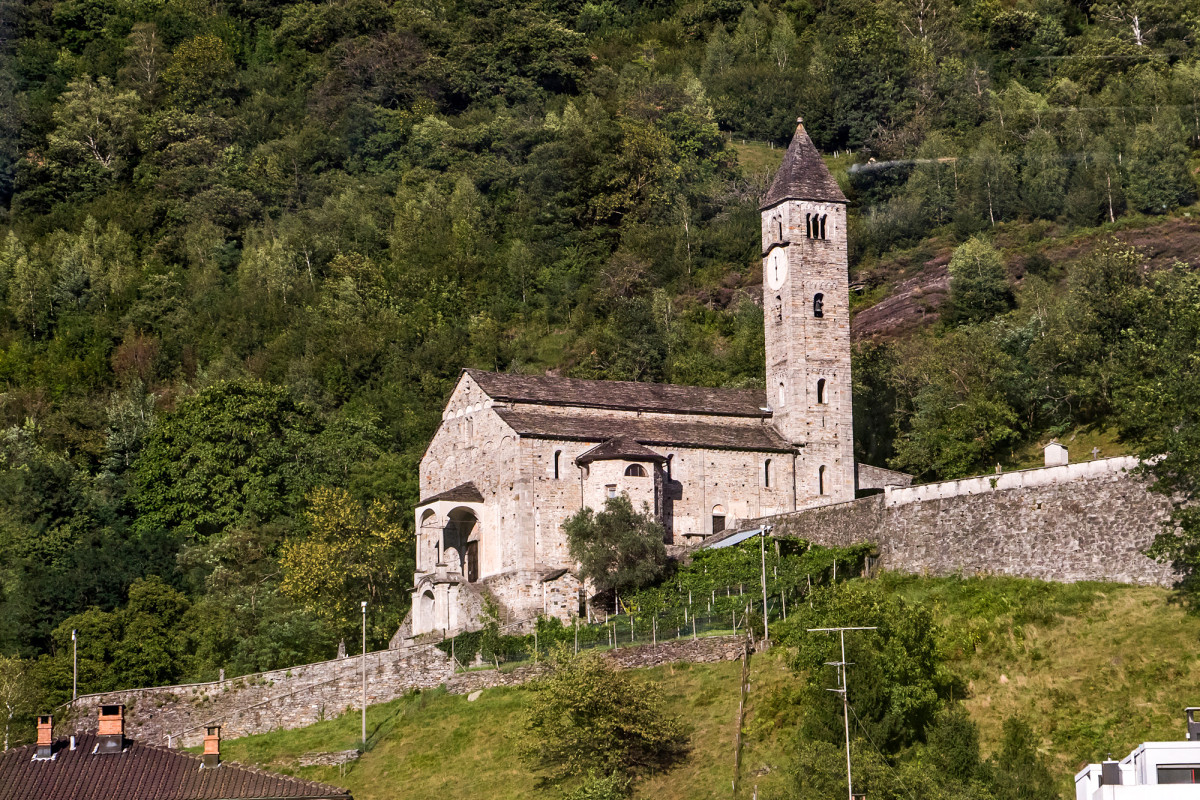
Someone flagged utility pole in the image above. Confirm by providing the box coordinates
[71,629,77,704]
[361,600,367,750]
[808,626,877,800]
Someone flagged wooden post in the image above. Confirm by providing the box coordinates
[733,636,752,793]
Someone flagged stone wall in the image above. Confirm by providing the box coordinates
[743,457,1178,586]
[65,635,749,749]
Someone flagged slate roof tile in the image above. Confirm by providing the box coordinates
[418,481,485,506]
[0,734,350,800]
[761,122,847,209]
[465,369,769,418]
[494,409,793,453]
[575,438,667,464]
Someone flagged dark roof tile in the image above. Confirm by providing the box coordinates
[761,121,847,209]
[0,734,350,800]
[576,438,666,464]
[465,369,769,417]
[418,481,485,506]
[495,409,793,453]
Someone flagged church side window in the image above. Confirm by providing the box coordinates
[764,459,772,488]
[778,380,786,406]
[625,464,647,477]
[816,378,826,405]
[774,295,783,324]
[666,454,674,481]
[553,450,561,479]
[606,484,618,499]
[776,217,783,241]
[818,465,827,495]
[813,293,824,318]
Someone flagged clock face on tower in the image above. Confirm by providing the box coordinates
[766,248,788,290]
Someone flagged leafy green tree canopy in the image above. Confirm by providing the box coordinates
[517,646,688,794]
[563,495,669,599]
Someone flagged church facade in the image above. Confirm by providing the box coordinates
[409,122,871,637]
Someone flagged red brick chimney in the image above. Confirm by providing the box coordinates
[202,725,221,768]
[35,715,52,759]
[97,704,125,753]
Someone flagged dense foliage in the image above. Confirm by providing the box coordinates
[517,646,689,797]
[779,582,1057,800]
[5,0,1200,726]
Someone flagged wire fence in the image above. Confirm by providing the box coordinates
[437,578,824,672]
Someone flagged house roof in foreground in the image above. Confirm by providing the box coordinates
[494,408,793,453]
[0,734,351,800]
[465,369,770,418]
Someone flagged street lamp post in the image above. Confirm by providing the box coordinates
[361,601,367,749]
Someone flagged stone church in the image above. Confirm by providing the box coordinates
[409,122,894,636]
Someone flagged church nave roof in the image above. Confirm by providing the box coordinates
[465,369,770,418]
[494,408,793,453]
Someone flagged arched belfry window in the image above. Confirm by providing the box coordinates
[764,459,772,488]
[625,464,647,477]
[819,214,828,239]
[776,217,783,241]
[816,378,827,405]
[805,213,813,239]
[813,293,824,318]
[818,465,827,495]
[774,295,783,324]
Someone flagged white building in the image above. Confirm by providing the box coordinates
[1075,710,1200,799]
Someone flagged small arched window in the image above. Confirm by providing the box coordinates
[818,465,827,495]
[553,450,561,480]
[764,458,772,488]
[816,378,826,405]
[820,215,828,239]
[666,454,674,481]
[805,212,813,238]
[776,217,783,241]
[625,464,647,477]
[813,293,824,318]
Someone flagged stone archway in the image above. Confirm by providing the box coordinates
[446,507,479,582]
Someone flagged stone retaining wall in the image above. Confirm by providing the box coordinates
[65,635,748,748]
[742,457,1177,586]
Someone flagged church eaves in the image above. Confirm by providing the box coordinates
[760,120,847,210]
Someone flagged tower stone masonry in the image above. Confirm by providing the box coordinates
[760,120,855,505]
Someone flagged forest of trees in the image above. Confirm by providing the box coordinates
[3,0,1200,731]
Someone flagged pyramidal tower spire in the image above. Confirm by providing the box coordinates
[762,119,847,210]
[759,116,855,507]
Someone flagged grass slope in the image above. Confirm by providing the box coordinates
[214,577,1200,800]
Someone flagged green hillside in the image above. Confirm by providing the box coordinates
[210,575,1200,800]
[7,0,1200,753]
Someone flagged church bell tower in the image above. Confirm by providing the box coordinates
[761,120,855,505]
